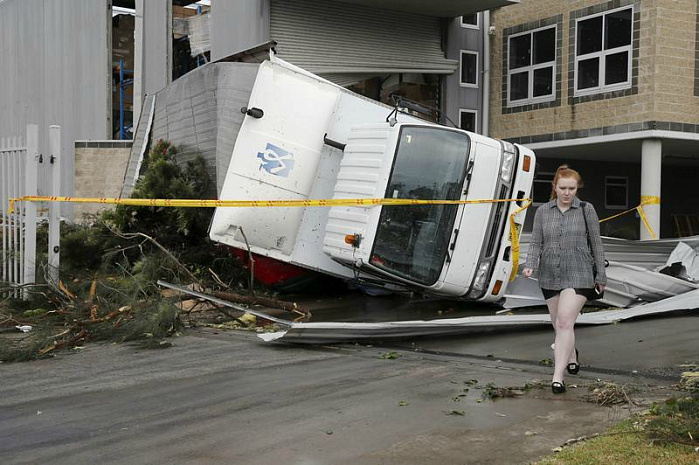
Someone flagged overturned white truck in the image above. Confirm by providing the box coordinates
[209,57,536,302]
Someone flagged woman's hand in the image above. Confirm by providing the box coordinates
[595,283,606,293]
[522,268,533,278]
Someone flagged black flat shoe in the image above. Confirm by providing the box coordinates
[551,381,566,394]
[566,349,580,375]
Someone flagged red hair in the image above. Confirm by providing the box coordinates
[550,164,583,200]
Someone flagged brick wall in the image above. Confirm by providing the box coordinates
[490,0,699,141]
[74,142,132,221]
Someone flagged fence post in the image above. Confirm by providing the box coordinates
[48,125,61,286]
[23,125,39,298]
[1,136,7,288]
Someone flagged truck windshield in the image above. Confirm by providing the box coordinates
[370,126,471,286]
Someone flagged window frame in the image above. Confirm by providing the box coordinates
[458,109,479,134]
[573,5,634,97]
[506,24,557,107]
[460,13,480,29]
[459,50,479,88]
[604,175,629,210]
[532,171,555,206]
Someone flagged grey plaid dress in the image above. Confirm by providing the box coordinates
[524,197,606,290]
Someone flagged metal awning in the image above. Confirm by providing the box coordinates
[331,0,520,17]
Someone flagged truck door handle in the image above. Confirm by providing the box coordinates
[241,107,264,119]
[446,229,459,263]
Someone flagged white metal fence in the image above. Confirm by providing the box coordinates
[0,125,38,298]
[1,124,61,299]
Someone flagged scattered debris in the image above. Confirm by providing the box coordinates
[680,371,699,393]
[586,381,639,406]
[15,325,32,333]
[478,380,547,401]
[397,401,409,407]
[444,410,466,416]
[380,351,401,360]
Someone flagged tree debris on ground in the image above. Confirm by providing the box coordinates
[0,139,296,362]
[585,381,640,406]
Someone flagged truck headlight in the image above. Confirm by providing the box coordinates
[471,261,491,292]
[500,150,515,184]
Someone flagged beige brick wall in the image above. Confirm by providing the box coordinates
[489,0,699,140]
[653,0,699,120]
[73,145,131,221]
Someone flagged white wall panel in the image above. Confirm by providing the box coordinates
[0,0,111,218]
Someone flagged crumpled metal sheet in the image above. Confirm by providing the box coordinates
[259,289,699,344]
[505,234,699,309]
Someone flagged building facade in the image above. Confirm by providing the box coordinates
[489,0,699,239]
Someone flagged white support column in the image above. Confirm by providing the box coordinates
[640,138,662,241]
[48,125,61,286]
[133,0,144,127]
[23,125,39,297]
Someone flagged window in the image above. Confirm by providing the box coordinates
[459,109,478,133]
[532,171,554,205]
[461,13,479,29]
[370,127,471,285]
[460,51,478,87]
[507,26,556,106]
[605,176,628,209]
[575,7,633,96]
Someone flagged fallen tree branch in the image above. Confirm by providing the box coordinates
[109,230,202,287]
[212,291,308,317]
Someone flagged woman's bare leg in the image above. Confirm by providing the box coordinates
[552,289,587,383]
[545,294,560,349]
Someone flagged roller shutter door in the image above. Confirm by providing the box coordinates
[270,0,458,84]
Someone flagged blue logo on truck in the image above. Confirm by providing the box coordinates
[257,143,295,177]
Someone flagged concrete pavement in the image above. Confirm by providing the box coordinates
[2,311,693,465]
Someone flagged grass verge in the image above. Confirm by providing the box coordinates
[536,394,699,465]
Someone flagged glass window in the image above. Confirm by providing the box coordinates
[370,127,471,286]
[605,176,628,209]
[574,6,633,96]
[577,16,603,55]
[605,52,629,85]
[533,172,554,204]
[533,67,554,97]
[507,25,556,106]
[578,57,600,89]
[459,110,477,133]
[606,9,632,49]
[533,28,556,64]
[509,34,531,69]
[510,72,529,101]
[461,13,479,28]
[460,51,478,87]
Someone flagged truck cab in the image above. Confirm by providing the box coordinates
[323,123,533,302]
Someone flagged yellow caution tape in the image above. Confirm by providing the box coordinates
[10,195,532,283]
[9,195,528,212]
[599,196,659,239]
[509,198,532,282]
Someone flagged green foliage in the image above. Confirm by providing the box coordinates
[646,396,699,446]
[59,222,122,273]
[103,139,213,245]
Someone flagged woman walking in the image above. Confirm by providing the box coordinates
[522,165,606,394]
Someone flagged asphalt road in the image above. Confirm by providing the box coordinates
[2,311,695,465]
